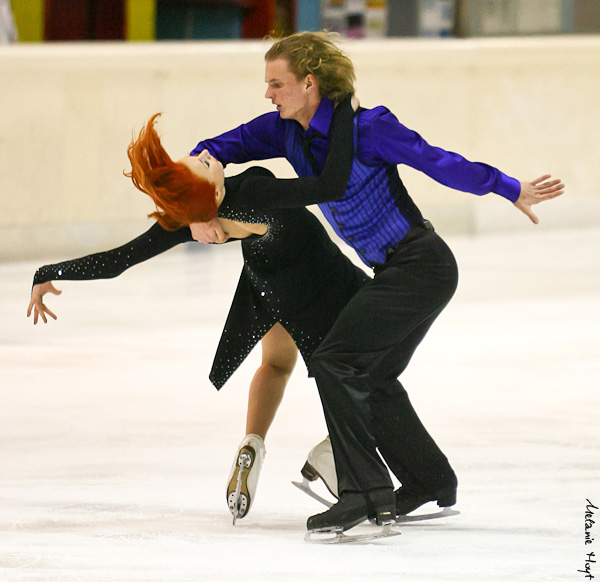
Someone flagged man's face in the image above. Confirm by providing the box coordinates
[264,58,319,129]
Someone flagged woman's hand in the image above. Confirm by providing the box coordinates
[190,218,229,244]
[27,282,62,324]
[515,174,564,224]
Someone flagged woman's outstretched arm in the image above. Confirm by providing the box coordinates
[28,223,193,324]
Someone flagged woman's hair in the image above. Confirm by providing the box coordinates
[125,113,218,230]
[265,31,355,103]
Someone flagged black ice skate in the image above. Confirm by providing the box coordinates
[305,488,400,544]
[395,477,457,517]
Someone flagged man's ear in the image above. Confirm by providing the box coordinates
[305,73,318,93]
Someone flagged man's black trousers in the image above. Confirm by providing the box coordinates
[310,226,459,495]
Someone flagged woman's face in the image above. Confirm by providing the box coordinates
[178,150,225,205]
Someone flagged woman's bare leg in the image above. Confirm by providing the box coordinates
[227,323,298,520]
[246,322,298,439]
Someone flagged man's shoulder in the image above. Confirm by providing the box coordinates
[355,106,401,153]
[357,105,396,125]
[243,110,281,128]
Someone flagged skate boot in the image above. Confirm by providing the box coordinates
[226,434,265,524]
[293,436,339,506]
[395,474,458,516]
[307,487,395,533]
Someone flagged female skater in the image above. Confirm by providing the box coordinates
[28,99,371,521]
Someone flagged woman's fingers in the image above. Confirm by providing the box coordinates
[43,305,57,320]
[30,300,57,325]
[29,283,61,324]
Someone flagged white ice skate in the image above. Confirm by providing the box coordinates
[292,436,338,507]
[226,434,265,524]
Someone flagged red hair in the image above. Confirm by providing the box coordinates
[125,113,218,230]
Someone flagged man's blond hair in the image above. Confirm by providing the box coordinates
[265,31,355,103]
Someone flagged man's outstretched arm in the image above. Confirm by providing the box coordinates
[190,112,286,165]
[367,108,564,221]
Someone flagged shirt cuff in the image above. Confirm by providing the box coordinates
[495,173,521,203]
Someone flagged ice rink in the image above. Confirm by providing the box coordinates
[1,225,598,582]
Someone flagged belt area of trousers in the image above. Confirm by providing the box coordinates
[371,219,435,272]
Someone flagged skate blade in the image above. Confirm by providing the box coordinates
[395,506,460,523]
[229,495,248,525]
[291,479,334,508]
[228,453,252,524]
[305,523,401,544]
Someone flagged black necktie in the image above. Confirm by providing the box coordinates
[300,132,320,175]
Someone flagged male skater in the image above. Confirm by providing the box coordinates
[189,32,564,532]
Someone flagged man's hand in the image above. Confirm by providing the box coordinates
[514,174,564,224]
[190,218,229,244]
[27,281,62,325]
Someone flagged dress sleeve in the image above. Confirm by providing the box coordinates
[33,222,194,285]
[224,98,355,211]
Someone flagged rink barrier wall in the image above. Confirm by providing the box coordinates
[1,36,598,261]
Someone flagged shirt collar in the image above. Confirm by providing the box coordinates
[304,98,334,137]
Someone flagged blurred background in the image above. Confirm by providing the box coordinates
[1,1,599,261]
[4,0,600,43]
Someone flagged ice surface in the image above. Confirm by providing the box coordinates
[1,228,598,581]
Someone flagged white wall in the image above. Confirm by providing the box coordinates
[1,36,598,261]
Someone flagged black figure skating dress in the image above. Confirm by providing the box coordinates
[34,99,363,388]
[33,167,369,389]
